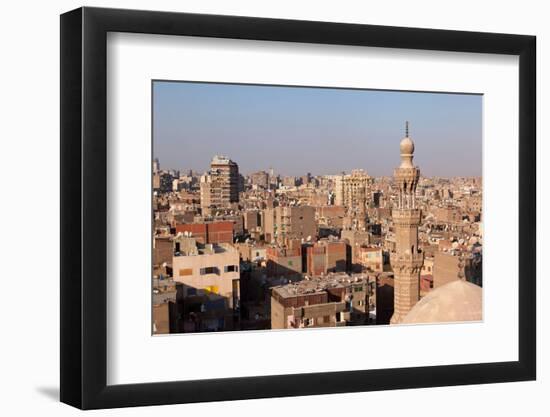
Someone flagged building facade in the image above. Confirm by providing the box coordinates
[172,237,240,309]
[433,249,483,288]
[250,170,269,189]
[270,273,371,329]
[266,246,302,278]
[264,205,317,245]
[357,246,384,272]
[175,220,234,245]
[200,155,240,213]
[305,239,349,276]
[335,169,372,214]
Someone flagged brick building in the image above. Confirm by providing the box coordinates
[175,221,234,244]
[305,240,349,276]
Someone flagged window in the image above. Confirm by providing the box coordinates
[224,265,238,273]
[179,268,193,276]
[200,266,218,275]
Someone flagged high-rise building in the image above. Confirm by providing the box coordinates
[200,155,239,213]
[153,157,160,174]
[390,122,424,324]
[335,169,372,229]
[156,172,173,193]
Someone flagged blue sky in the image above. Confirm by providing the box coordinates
[153,81,482,177]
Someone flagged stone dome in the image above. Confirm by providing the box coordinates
[402,280,482,324]
[400,136,415,155]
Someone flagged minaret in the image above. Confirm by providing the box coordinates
[390,122,424,324]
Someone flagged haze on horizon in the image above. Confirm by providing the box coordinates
[153,81,482,178]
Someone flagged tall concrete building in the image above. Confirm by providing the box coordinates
[200,155,239,213]
[390,123,424,324]
[335,169,372,229]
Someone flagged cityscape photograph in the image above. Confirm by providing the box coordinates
[152,81,483,334]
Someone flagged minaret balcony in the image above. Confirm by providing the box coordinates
[392,209,422,224]
[394,167,420,181]
[390,250,424,269]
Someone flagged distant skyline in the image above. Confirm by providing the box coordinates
[153,81,482,177]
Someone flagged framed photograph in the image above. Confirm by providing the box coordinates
[60,6,536,410]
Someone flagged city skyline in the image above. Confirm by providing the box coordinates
[152,119,483,334]
[153,81,482,177]
[154,156,482,180]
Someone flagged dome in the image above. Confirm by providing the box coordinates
[402,280,482,324]
[400,136,415,155]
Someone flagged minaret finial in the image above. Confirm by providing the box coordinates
[405,120,409,137]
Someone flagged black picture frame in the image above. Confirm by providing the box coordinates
[60,6,536,410]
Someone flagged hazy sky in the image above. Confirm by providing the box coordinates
[153,81,482,177]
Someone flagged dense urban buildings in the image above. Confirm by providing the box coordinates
[152,123,483,334]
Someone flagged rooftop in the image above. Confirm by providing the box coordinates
[272,272,373,299]
[174,236,236,257]
[211,155,237,165]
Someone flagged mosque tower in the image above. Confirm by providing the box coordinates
[390,122,424,324]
